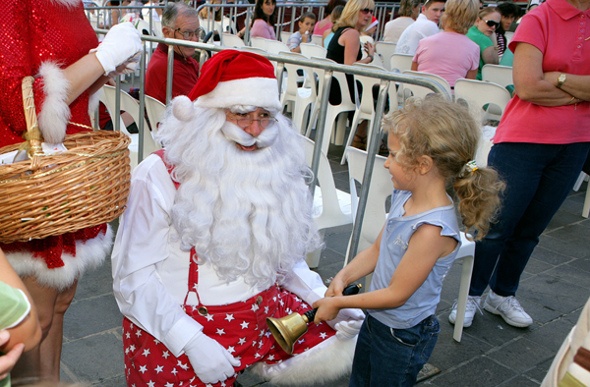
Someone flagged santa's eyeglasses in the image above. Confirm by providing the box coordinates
[227,111,278,129]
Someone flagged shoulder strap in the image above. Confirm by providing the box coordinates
[153,149,180,189]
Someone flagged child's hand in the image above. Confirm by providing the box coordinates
[312,297,340,323]
[325,277,347,297]
[0,331,25,382]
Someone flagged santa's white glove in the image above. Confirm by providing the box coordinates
[335,319,364,341]
[184,332,241,384]
[92,22,142,76]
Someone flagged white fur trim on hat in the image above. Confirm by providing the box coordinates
[194,77,281,112]
[5,225,113,291]
[250,334,357,385]
[37,61,71,144]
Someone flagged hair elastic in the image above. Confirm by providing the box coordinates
[466,160,478,173]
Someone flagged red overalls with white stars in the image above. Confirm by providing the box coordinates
[122,151,336,386]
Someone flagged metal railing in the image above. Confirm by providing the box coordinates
[95,30,450,261]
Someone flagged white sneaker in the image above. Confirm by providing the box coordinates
[448,296,481,328]
[483,291,533,328]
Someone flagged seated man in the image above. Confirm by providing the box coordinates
[145,2,201,104]
[112,50,364,386]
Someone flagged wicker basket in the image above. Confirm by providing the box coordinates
[0,76,131,244]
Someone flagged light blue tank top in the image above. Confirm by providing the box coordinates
[368,190,461,329]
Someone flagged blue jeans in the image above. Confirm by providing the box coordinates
[470,142,590,297]
[349,314,440,387]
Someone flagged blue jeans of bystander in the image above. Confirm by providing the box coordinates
[470,142,590,297]
[349,314,440,387]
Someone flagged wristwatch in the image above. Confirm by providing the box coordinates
[556,73,566,88]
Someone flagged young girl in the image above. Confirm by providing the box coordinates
[313,97,505,386]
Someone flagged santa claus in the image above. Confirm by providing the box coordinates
[111,49,364,386]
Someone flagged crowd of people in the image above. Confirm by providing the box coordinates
[1,0,589,386]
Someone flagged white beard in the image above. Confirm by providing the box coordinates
[157,106,321,289]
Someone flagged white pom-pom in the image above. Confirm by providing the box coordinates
[171,96,196,122]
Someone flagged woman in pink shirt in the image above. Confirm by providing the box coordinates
[412,0,480,87]
[249,0,277,39]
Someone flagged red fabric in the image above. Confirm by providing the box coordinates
[0,1,98,147]
[145,43,200,104]
[188,50,276,101]
[123,248,336,386]
[0,224,107,269]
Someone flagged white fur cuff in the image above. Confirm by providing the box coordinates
[37,61,71,144]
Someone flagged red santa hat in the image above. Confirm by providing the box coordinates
[188,49,281,111]
[365,16,379,32]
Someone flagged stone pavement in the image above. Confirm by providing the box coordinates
[59,145,590,386]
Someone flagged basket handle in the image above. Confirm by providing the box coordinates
[21,76,44,157]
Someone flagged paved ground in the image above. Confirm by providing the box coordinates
[59,144,590,386]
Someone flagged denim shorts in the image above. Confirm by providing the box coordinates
[349,313,440,387]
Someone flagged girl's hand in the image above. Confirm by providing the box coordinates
[312,297,341,323]
[325,277,346,297]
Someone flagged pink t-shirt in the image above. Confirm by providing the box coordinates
[250,19,276,40]
[493,0,590,144]
[413,31,479,87]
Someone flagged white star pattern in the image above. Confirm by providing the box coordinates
[139,365,147,374]
[171,368,178,376]
[142,348,151,357]
[254,352,262,358]
[264,306,270,314]
[240,321,249,329]
[205,314,215,321]
[154,365,163,373]
[268,354,276,361]
[162,350,170,359]
[165,382,174,387]
[225,313,235,322]
[216,328,226,336]
[125,332,130,339]
[135,329,142,337]
[251,303,260,312]
[147,381,155,387]
[178,360,189,370]
[129,344,136,353]
[319,332,328,339]
[227,346,236,354]
[238,337,246,345]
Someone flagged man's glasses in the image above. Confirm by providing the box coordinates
[174,27,205,41]
[360,8,374,14]
[483,19,500,28]
[228,112,278,129]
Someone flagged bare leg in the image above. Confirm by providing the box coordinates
[39,281,77,379]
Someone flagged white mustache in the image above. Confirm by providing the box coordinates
[220,121,278,148]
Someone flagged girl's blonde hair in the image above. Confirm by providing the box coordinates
[333,0,375,31]
[441,0,480,34]
[382,96,505,239]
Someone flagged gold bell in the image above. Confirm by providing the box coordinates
[266,283,362,354]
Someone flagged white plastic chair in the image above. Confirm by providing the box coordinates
[102,85,160,168]
[250,36,271,51]
[454,78,512,123]
[299,42,327,59]
[311,34,323,46]
[389,53,414,72]
[302,136,352,268]
[375,41,397,71]
[280,30,292,44]
[144,94,166,139]
[278,52,317,134]
[573,172,590,218]
[266,39,291,55]
[482,64,513,89]
[221,32,246,48]
[400,70,453,103]
[340,63,386,165]
[345,146,477,343]
[307,57,356,155]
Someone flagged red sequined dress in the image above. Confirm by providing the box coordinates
[0,0,112,289]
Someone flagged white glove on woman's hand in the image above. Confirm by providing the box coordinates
[93,22,142,76]
[184,332,241,384]
[335,319,364,341]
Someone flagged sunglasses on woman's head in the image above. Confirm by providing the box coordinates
[360,8,374,14]
[484,19,500,28]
